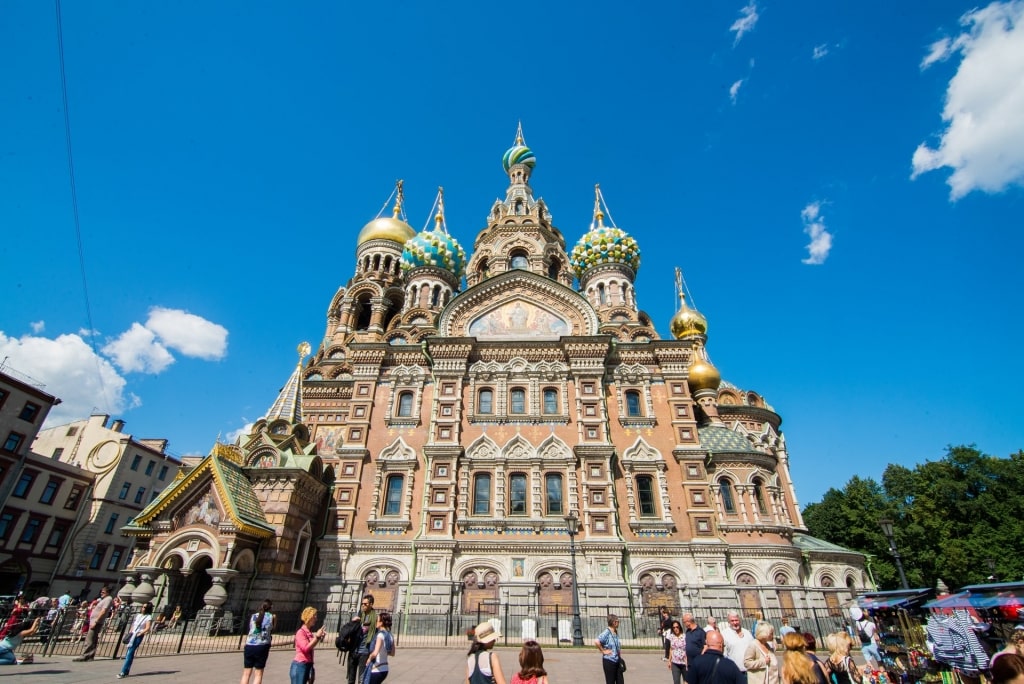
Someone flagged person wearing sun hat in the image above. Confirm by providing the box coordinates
[466,620,506,684]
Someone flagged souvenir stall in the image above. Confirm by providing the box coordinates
[857,588,938,684]
[923,581,1024,678]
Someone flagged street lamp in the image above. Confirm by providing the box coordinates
[878,518,909,590]
[565,512,584,647]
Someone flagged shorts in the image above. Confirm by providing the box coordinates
[244,643,271,669]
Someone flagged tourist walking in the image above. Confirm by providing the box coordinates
[722,610,755,677]
[824,632,861,684]
[667,620,688,684]
[684,613,707,664]
[686,630,745,684]
[348,594,378,684]
[744,623,779,684]
[595,614,624,684]
[511,640,548,684]
[467,620,506,684]
[117,601,153,678]
[779,633,821,684]
[364,612,394,684]
[74,585,113,661]
[241,599,275,684]
[291,606,327,684]
[661,607,674,661]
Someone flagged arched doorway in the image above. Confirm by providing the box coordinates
[461,570,500,616]
[639,572,680,616]
[537,570,573,615]
[179,556,214,617]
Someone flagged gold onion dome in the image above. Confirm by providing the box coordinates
[688,352,721,392]
[356,209,416,247]
[670,296,708,339]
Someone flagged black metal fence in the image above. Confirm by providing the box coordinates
[5,602,864,658]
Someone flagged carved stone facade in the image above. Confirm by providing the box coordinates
[125,130,865,626]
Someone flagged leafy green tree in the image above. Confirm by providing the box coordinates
[803,446,1024,590]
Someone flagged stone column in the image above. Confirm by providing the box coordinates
[131,567,160,605]
[117,571,138,603]
[203,568,238,609]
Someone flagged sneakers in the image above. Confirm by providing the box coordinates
[117,674,126,679]
[73,656,93,662]
[16,654,34,665]
[662,657,669,661]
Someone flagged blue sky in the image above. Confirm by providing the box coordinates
[2,1,1022,507]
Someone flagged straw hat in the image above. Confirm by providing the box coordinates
[474,621,501,644]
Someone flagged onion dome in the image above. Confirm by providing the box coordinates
[670,268,708,339]
[688,348,721,392]
[502,122,536,173]
[401,188,467,278]
[356,180,416,247]
[570,186,641,277]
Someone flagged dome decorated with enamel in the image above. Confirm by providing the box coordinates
[502,143,536,173]
[570,224,641,277]
[401,228,467,278]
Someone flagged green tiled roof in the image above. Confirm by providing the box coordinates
[211,456,274,534]
[698,426,760,454]
[793,532,861,555]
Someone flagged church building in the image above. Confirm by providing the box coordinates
[122,128,866,628]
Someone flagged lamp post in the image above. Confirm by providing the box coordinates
[565,513,584,647]
[878,518,909,590]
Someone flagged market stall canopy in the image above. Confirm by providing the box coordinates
[858,588,934,611]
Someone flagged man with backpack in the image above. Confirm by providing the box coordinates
[345,595,378,684]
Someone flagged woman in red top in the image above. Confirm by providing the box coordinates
[511,640,549,684]
[290,606,327,684]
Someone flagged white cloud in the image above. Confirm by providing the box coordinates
[813,44,829,60]
[800,202,834,265]
[730,1,760,46]
[0,331,136,425]
[729,79,745,104]
[226,421,254,444]
[911,1,1024,199]
[30,321,45,334]
[102,323,175,374]
[145,307,228,361]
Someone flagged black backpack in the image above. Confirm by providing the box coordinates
[335,620,362,652]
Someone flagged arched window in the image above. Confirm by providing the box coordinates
[598,283,607,305]
[545,474,563,515]
[509,473,527,515]
[636,475,656,517]
[383,475,403,516]
[432,285,441,307]
[355,293,373,330]
[625,390,642,417]
[478,389,493,414]
[752,478,768,515]
[510,388,526,414]
[543,388,558,414]
[548,258,560,280]
[473,474,491,515]
[719,479,736,514]
[397,391,413,417]
[510,252,529,269]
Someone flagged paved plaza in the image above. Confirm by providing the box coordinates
[0,646,676,683]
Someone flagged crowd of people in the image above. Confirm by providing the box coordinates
[3,592,1024,684]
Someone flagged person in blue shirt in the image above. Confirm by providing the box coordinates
[595,614,624,684]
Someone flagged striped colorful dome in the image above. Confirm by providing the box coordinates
[401,228,467,278]
[502,144,536,173]
[570,225,641,277]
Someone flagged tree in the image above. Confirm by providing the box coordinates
[803,446,1024,590]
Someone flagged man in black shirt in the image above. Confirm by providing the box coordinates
[686,630,745,684]
[683,612,707,663]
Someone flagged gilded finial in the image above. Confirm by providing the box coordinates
[593,184,605,226]
[392,179,405,217]
[297,341,311,363]
[675,267,685,307]
[515,120,526,145]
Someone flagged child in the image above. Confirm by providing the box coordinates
[511,640,549,684]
